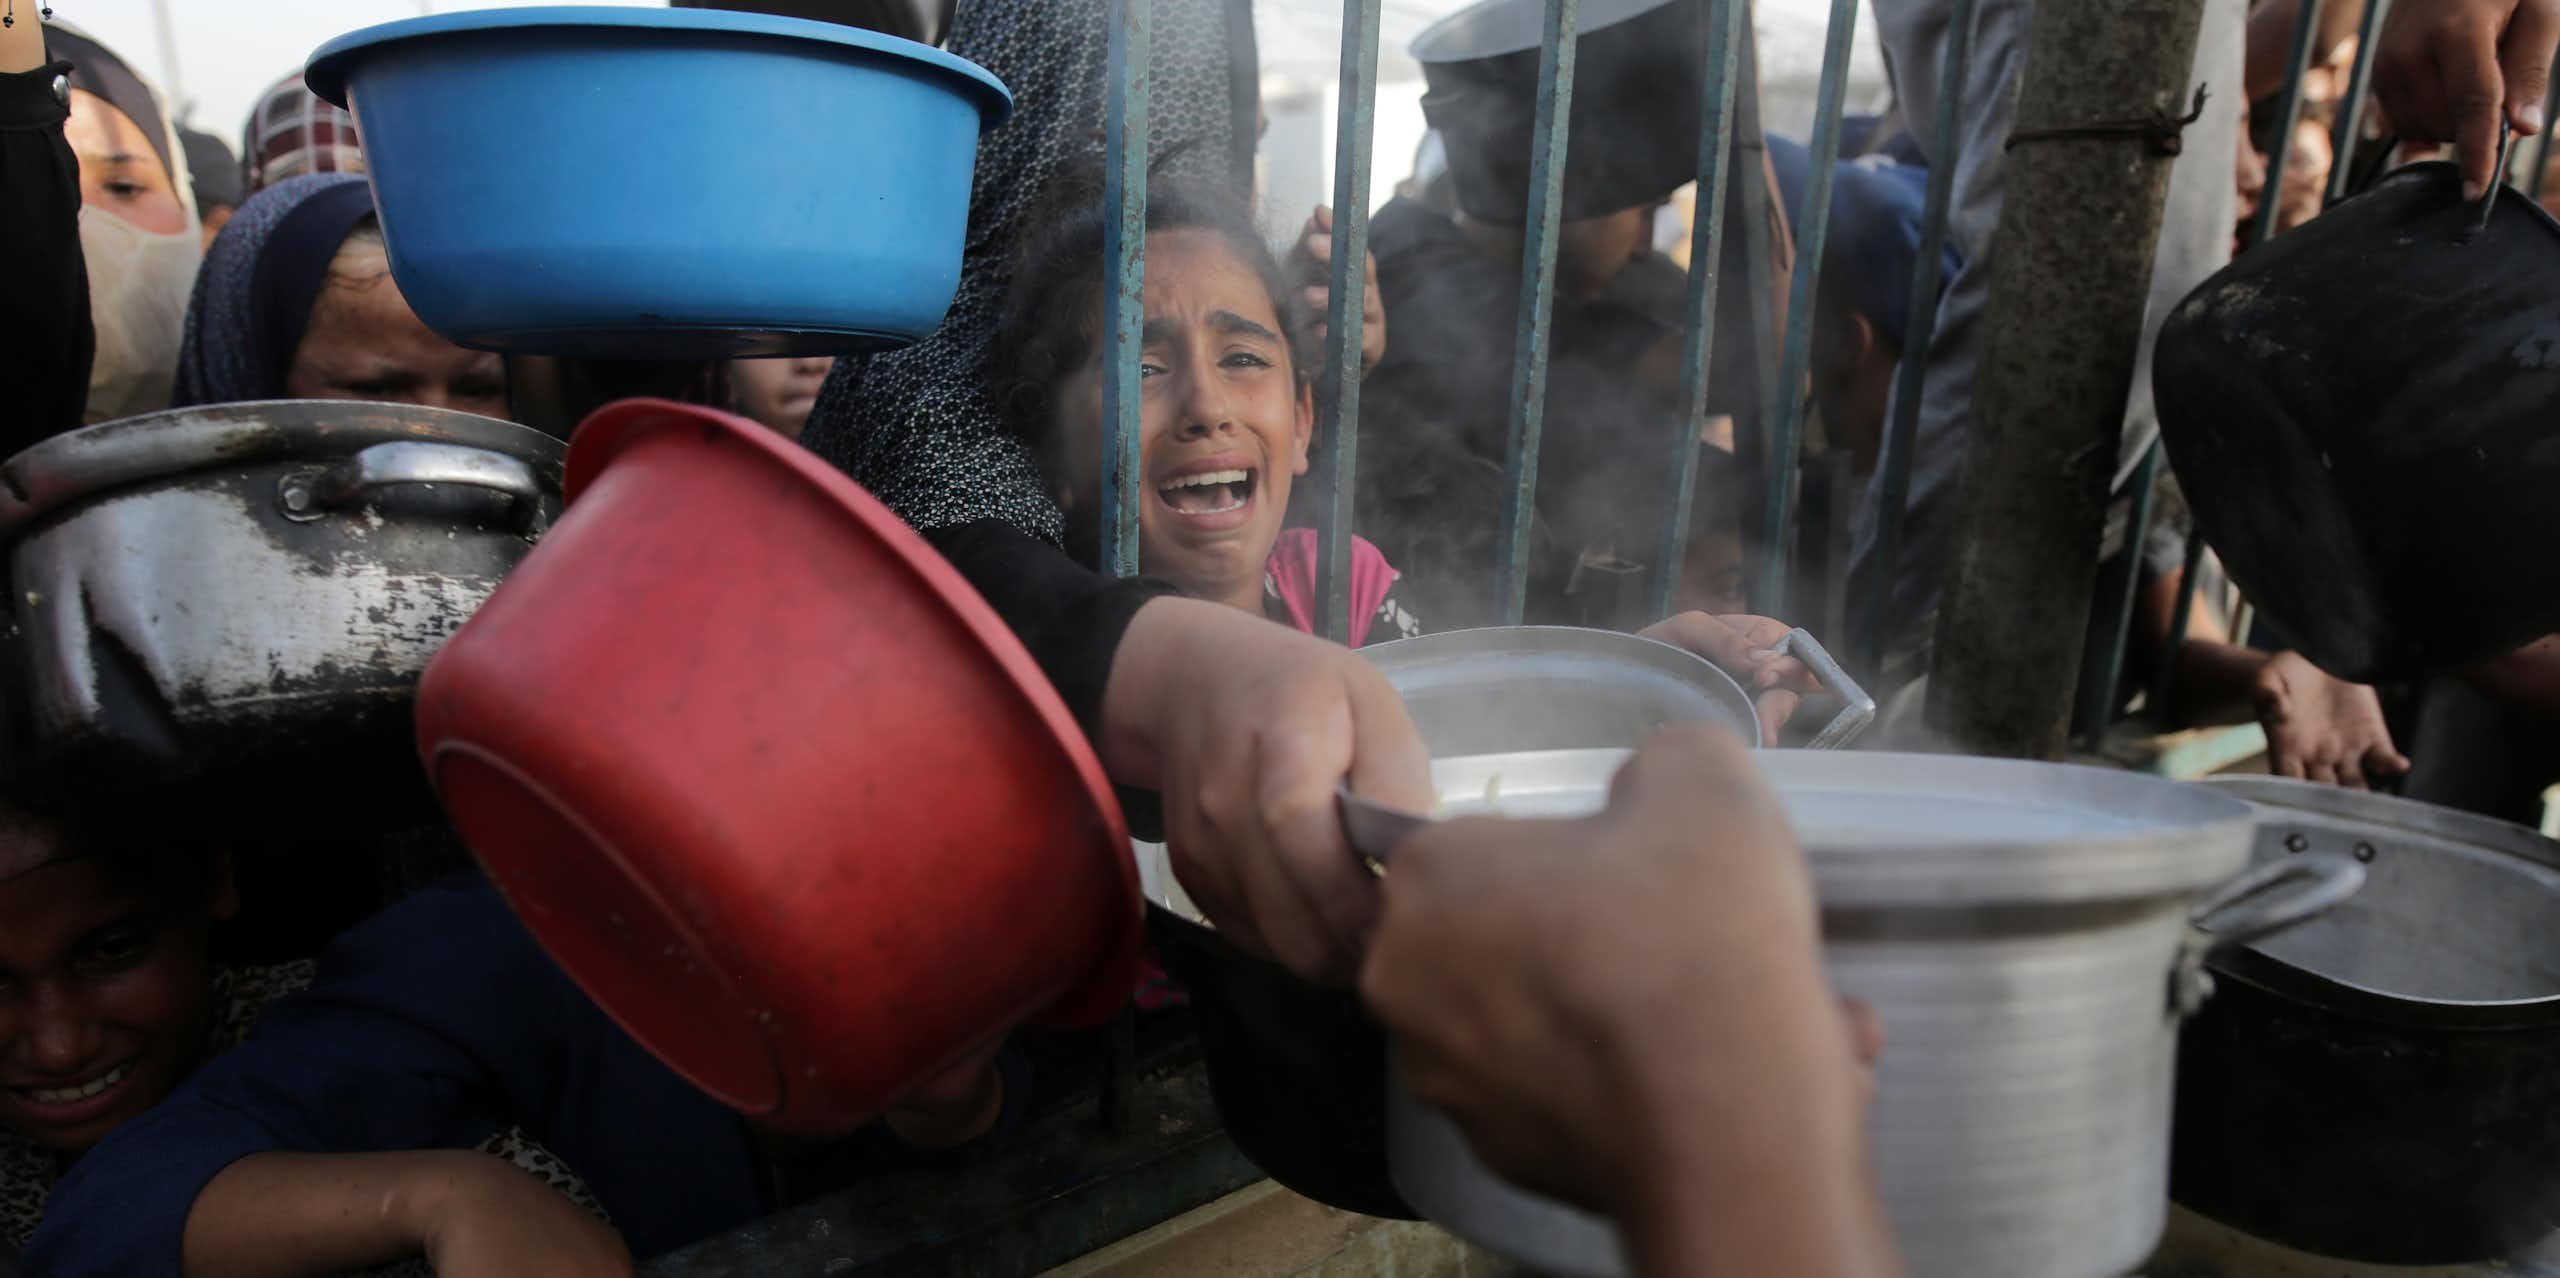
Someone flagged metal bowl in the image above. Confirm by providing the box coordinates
[1357,624,1873,754]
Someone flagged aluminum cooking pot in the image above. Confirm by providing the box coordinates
[0,401,560,824]
[2173,778,2560,1267]
[1354,749,2363,1278]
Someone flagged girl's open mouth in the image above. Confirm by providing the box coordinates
[1156,466,1258,521]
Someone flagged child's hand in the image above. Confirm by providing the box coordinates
[1289,206,1387,375]
[414,1153,632,1278]
[884,1041,1006,1149]
[1101,596,1433,984]
[1638,612,1819,745]
[2252,650,2410,789]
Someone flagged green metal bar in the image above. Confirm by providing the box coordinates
[1100,0,1150,578]
[2247,0,2325,248]
[1754,0,1862,621]
[1317,0,1383,642]
[1855,0,1978,671]
[2160,0,2322,713]
[1647,0,1748,622]
[1494,0,1581,623]
[2323,0,2388,207]
[1731,22,1782,560]
[2078,439,2161,749]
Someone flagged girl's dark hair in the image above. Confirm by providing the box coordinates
[990,168,1314,447]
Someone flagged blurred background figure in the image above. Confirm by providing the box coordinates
[49,24,198,427]
[727,356,835,439]
[1765,132,1962,483]
[1671,444,1750,618]
[178,125,240,251]
[243,70,363,195]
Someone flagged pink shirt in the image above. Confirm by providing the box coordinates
[1262,528,1405,647]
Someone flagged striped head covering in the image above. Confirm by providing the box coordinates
[244,71,364,193]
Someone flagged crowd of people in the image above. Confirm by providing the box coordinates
[0,0,2552,1274]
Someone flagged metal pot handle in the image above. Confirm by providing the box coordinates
[2169,852,2364,1015]
[1339,784,1430,870]
[279,441,549,534]
[1781,628,1876,750]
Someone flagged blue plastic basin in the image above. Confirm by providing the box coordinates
[306,7,1010,357]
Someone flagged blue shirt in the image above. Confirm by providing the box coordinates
[29,876,1009,1273]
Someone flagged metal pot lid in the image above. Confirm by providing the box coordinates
[1430,748,2258,909]
[0,401,564,537]
[1361,626,1757,757]
[2202,777,2560,1026]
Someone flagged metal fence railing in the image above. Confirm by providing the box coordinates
[1098,0,2423,748]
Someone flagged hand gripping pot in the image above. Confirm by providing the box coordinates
[412,400,1140,1133]
[1354,750,2365,1278]
[304,7,1011,358]
[2154,162,2560,681]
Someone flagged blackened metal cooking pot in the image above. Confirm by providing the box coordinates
[0,401,560,823]
[2173,777,2560,1266]
[1150,906,1416,1219]
[2154,162,2560,682]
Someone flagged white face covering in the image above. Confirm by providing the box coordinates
[80,206,202,425]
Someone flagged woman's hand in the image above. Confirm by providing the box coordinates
[884,1042,1006,1149]
[1359,725,1897,1277]
[412,1154,632,1278]
[2373,0,2560,197]
[1100,596,1432,983]
[2254,650,2411,789]
[1640,612,1819,745]
[180,1150,626,1278]
[1289,206,1387,375]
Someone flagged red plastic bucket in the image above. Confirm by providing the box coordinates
[413,399,1137,1132]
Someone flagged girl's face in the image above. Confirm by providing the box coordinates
[285,235,509,420]
[65,90,187,236]
[729,357,836,440]
[1054,230,1314,609]
[1676,528,1747,617]
[0,851,232,1154]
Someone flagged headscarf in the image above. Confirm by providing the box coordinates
[799,0,1258,543]
[173,173,378,407]
[1414,0,1708,224]
[45,25,179,193]
[180,126,244,213]
[244,71,364,194]
[49,23,201,423]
